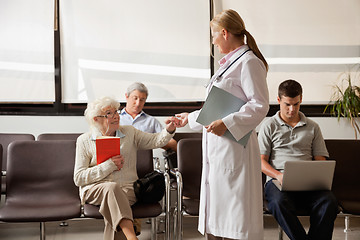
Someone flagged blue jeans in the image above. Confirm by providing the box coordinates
[264,180,339,240]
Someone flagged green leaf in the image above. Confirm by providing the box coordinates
[324,64,360,139]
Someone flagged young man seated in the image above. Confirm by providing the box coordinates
[258,79,338,240]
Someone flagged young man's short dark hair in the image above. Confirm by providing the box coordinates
[278,79,303,99]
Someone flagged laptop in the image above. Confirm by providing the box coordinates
[272,160,336,191]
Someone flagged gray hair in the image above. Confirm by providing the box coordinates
[84,96,120,128]
[126,82,148,97]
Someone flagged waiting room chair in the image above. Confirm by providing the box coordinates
[37,133,81,141]
[0,140,81,240]
[37,133,83,226]
[326,139,360,232]
[83,149,171,240]
[174,138,202,240]
[0,133,35,194]
[173,132,202,142]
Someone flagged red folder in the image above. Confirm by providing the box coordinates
[95,137,120,165]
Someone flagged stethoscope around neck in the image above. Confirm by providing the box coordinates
[205,48,252,88]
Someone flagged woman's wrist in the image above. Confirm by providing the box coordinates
[166,127,176,134]
[166,128,176,134]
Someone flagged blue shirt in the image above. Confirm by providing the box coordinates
[120,108,163,133]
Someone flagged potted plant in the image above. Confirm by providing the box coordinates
[324,64,360,139]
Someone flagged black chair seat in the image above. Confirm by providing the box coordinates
[0,201,81,222]
[83,202,162,219]
[340,200,360,215]
[83,204,102,219]
[132,202,162,218]
[182,199,200,216]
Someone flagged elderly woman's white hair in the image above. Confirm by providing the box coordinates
[84,96,120,128]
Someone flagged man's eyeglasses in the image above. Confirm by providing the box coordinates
[97,110,120,119]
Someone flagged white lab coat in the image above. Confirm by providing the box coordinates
[188,45,269,239]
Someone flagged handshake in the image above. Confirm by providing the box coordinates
[164,112,227,137]
[164,113,189,133]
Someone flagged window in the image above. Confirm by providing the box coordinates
[0,0,55,103]
[60,0,211,103]
[217,0,360,104]
[1,0,359,116]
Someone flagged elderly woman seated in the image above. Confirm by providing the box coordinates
[73,96,177,240]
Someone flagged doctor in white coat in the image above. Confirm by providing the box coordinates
[174,9,269,240]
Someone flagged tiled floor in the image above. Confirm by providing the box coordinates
[0,215,359,240]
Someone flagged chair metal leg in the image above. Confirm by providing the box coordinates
[40,222,45,240]
[173,207,185,240]
[344,215,352,233]
[178,210,183,240]
[278,225,283,240]
[151,218,157,240]
[176,171,183,240]
[164,171,171,240]
[173,207,178,240]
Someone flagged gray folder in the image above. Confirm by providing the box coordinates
[196,86,252,146]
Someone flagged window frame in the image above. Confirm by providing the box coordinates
[0,0,334,118]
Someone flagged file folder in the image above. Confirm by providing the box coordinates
[196,86,252,146]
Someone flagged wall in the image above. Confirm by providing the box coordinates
[0,115,358,140]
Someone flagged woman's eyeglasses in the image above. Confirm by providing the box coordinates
[97,110,120,119]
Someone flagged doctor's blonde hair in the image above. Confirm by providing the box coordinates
[210,9,268,71]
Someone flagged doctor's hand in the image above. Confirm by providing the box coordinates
[174,112,189,127]
[206,119,227,136]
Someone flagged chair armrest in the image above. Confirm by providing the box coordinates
[174,169,183,207]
